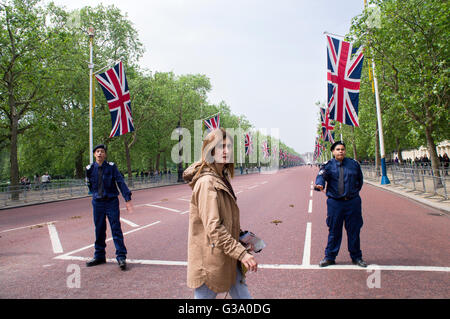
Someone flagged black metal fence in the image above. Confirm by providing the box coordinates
[0,166,268,208]
[361,164,449,200]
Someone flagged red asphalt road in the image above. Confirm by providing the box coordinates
[0,166,449,299]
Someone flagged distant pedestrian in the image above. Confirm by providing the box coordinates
[85,144,134,271]
[443,153,449,175]
[183,128,257,299]
[313,141,367,268]
[41,172,51,190]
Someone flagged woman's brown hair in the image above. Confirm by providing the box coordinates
[194,128,235,180]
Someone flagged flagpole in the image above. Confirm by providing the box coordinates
[88,27,94,164]
[364,0,390,185]
[372,59,390,184]
[238,116,243,173]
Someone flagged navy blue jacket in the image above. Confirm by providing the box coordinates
[86,161,132,202]
[315,158,363,199]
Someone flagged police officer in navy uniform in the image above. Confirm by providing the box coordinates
[86,144,134,270]
[313,141,367,268]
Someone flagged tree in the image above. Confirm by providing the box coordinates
[350,0,449,175]
[0,0,71,193]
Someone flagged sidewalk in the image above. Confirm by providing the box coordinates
[364,178,450,214]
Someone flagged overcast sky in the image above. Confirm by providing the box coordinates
[48,0,365,154]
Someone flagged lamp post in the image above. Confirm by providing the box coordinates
[177,121,184,182]
[88,26,94,164]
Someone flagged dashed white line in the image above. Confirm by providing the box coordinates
[47,223,63,254]
[145,204,181,213]
[302,222,312,266]
[1,221,58,233]
[120,218,139,228]
[54,221,161,260]
[308,199,313,213]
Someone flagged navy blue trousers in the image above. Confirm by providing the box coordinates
[92,197,127,261]
[325,196,363,261]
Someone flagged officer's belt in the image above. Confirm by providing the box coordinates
[94,197,115,202]
[332,196,355,201]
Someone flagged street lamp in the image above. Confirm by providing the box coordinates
[177,121,184,182]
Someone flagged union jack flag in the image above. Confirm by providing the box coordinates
[261,140,270,158]
[271,145,278,160]
[245,132,253,155]
[326,35,364,127]
[320,107,335,144]
[314,137,323,161]
[95,61,135,138]
[204,113,220,133]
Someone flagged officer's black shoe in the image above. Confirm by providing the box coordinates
[319,258,336,267]
[86,258,106,267]
[352,259,368,268]
[118,259,127,271]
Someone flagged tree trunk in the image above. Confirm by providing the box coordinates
[395,137,403,164]
[148,157,153,172]
[74,149,84,179]
[155,152,161,172]
[9,97,19,200]
[424,123,441,182]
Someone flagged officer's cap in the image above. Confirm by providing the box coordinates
[93,144,107,153]
[330,141,345,152]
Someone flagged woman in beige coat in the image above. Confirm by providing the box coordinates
[183,128,258,299]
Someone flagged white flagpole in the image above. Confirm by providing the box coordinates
[364,0,390,185]
[88,27,94,164]
[372,59,390,184]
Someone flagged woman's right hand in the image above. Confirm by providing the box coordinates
[241,253,258,272]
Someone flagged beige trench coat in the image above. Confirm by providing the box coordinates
[183,162,247,293]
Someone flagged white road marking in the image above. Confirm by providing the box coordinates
[47,223,63,254]
[180,210,189,215]
[247,185,259,189]
[54,255,450,273]
[310,190,313,197]
[54,221,161,260]
[145,204,181,213]
[236,191,243,194]
[1,221,58,233]
[308,199,313,213]
[177,198,191,202]
[120,218,139,228]
[302,222,312,266]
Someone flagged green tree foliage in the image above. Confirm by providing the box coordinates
[0,0,299,184]
[335,0,449,173]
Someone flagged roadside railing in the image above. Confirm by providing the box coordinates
[0,166,275,208]
[0,174,181,208]
[361,164,449,200]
